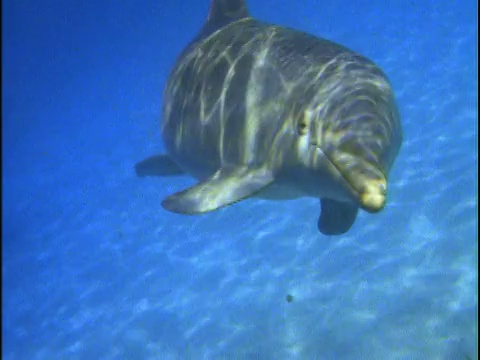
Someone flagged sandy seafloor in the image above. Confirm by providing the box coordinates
[2,0,478,359]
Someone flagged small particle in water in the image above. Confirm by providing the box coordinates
[286,294,294,303]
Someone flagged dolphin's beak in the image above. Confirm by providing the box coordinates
[358,177,386,212]
[313,145,388,212]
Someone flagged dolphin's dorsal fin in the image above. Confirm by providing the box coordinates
[199,0,249,39]
[207,0,249,28]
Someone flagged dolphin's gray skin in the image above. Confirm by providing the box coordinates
[136,0,403,235]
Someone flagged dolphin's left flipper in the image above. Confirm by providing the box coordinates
[318,199,359,235]
[135,154,184,177]
[162,166,274,214]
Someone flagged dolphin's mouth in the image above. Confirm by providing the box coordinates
[313,144,386,212]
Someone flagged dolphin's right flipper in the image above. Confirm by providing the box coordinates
[135,154,184,177]
[162,166,274,214]
[318,199,359,235]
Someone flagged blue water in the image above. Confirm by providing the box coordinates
[2,0,477,359]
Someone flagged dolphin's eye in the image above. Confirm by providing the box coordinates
[297,118,308,135]
[297,109,313,136]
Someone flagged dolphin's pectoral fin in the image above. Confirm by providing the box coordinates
[135,154,184,177]
[162,166,274,214]
[318,199,359,235]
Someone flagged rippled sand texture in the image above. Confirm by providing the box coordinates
[2,1,477,359]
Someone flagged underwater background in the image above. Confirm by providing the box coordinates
[2,0,477,359]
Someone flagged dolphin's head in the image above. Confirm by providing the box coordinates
[292,74,401,212]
